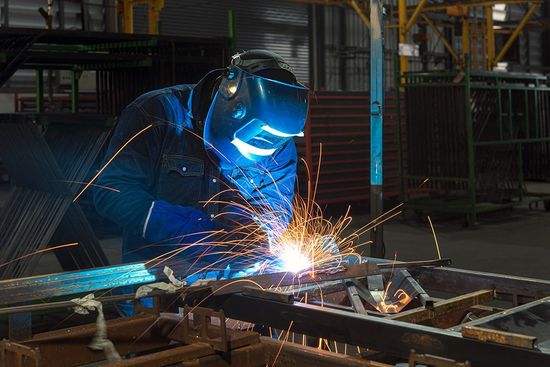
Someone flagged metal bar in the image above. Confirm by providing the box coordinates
[405,0,427,33]
[350,0,370,29]
[409,266,550,302]
[388,289,494,323]
[398,0,408,75]
[70,69,78,112]
[464,57,476,225]
[241,286,294,304]
[147,0,164,35]
[22,314,173,366]
[486,6,495,69]
[0,261,380,308]
[462,17,470,66]
[400,270,434,308]
[494,3,539,65]
[105,344,214,367]
[204,262,381,296]
[345,281,368,313]
[376,258,452,270]
[262,337,384,367]
[205,294,550,366]
[36,69,43,112]
[122,0,133,33]
[461,325,536,349]
[370,0,385,258]
[421,14,461,65]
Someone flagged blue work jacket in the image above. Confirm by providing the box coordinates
[93,83,297,263]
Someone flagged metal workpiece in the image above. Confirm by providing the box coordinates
[0,260,380,312]
[203,293,550,367]
[408,265,550,302]
[2,257,550,365]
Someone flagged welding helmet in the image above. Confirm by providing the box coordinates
[204,50,308,167]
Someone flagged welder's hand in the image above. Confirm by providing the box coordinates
[142,200,217,243]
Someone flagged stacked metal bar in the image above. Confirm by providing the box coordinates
[0,113,110,279]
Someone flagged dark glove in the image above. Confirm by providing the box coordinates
[142,200,217,243]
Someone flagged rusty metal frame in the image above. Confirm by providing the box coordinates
[388,289,494,327]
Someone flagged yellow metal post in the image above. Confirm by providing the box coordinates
[123,0,133,33]
[148,0,164,34]
[421,14,461,66]
[494,3,539,65]
[486,5,495,69]
[462,16,470,66]
[350,0,370,29]
[405,0,427,33]
[398,0,408,74]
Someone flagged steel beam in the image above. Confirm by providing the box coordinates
[369,0,385,258]
[350,0,370,29]
[388,289,494,325]
[486,6,495,69]
[409,266,550,302]
[122,0,133,33]
[262,337,386,367]
[0,261,381,313]
[205,294,550,366]
[398,0,408,75]
[494,3,539,65]
[462,17,470,65]
[421,14,461,65]
[18,314,171,366]
[405,0,427,33]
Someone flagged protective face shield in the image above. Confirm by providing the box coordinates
[204,66,308,167]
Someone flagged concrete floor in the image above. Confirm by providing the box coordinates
[353,206,550,280]
[28,202,550,281]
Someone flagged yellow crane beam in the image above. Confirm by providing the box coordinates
[493,2,540,66]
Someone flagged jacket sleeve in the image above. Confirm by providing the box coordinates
[93,101,163,233]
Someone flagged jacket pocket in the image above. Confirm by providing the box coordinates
[157,155,204,207]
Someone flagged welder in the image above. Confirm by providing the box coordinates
[93,50,308,313]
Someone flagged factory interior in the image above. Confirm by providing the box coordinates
[1,0,550,366]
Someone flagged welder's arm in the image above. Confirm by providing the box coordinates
[94,102,219,243]
[94,103,161,233]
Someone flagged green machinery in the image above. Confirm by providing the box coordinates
[399,65,550,225]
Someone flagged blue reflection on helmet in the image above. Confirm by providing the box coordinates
[204,66,308,168]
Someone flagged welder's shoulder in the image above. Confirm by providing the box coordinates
[127,84,194,119]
